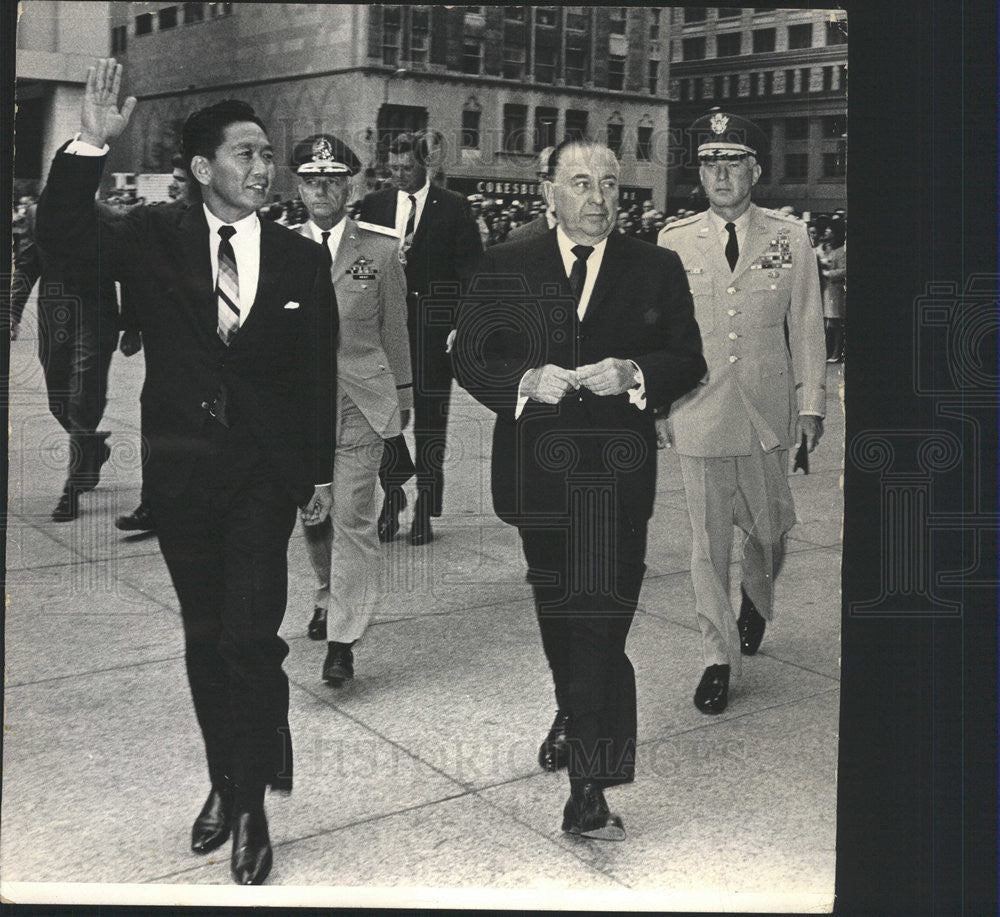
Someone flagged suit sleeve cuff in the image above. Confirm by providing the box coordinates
[514,371,532,419]
[798,410,825,418]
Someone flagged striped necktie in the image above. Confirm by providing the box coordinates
[216,225,240,345]
[401,194,417,254]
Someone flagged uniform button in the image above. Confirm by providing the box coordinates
[576,334,587,343]
[770,284,777,290]
[728,332,738,340]
[726,286,737,295]
[727,309,737,316]
[729,355,739,363]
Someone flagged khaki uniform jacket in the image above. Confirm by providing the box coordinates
[299,218,412,438]
[658,205,825,457]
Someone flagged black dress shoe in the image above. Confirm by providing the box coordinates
[51,489,80,523]
[230,806,272,885]
[115,502,156,532]
[307,606,327,641]
[538,710,571,772]
[409,495,433,546]
[191,783,233,854]
[322,641,355,687]
[694,664,730,715]
[737,587,767,656]
[561,782,626,841]
[377,488,407,543]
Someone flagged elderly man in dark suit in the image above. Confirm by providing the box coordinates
[35,59,337,885]
[359,130,482,545]
[453,138,705,839]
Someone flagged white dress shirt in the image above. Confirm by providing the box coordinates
[303,218,347,265]
[394,180,431,246]
[706,206,752,260]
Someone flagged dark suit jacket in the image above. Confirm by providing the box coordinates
[453,229,706,528]
[36,149,338,507]
[358,184,481,335]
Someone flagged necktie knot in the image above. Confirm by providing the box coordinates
[218,225,237,242]
[571,244,594,262]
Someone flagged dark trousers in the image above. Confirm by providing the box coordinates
[37,303,118,485]
[410,323,452,515]
[149,419,297,794]
[519,506,648,789]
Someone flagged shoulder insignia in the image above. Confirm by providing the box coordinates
[356,220,400,239]
[659,212,704,234]
[762,208,801,224]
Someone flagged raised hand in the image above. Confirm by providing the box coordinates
[79,58,137,148]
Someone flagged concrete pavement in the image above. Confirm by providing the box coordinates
[2,292,842,909]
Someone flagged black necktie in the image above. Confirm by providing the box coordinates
[725,222,739,271]
[569,244,594,304]
[402,194,417,253]
[320,230,332,265]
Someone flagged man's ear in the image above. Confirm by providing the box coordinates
[541,180,556,210]
[190,155,212,188]
[751,158,762,187]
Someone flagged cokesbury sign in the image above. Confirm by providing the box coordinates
[447,176,652,206]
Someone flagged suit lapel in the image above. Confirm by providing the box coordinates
[733,205,769,278]
[177,204,217,340]
[580,232,625,328]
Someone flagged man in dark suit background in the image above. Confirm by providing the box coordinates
[9,202,120,521]
[453,139,705,839]
[359,131,481,545]
[35,59,337,885]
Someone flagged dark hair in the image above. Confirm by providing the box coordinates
[547,136,617,179]
[170,153,185,170]
[388,129,442,166]
[181,99,266,176]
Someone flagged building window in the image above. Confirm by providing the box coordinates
[411,8,429,31]
[693,77,703,101]
[608,55,625,91]
[566,8,587,32]
[535,46,557,84]
[209,2,232,17]
[609,7,626,36]
[111,24,127,53]
[636,125,653,162]
[716,32,742,57]
[607,121,623,158]
[565,109,588,142]
[410,32,428,69]
[753,28,776,53]
[682,37,706,61]
[788,23,812,49]
[382,27,400,67]
[784,153,809,180]
[822,66,834,91]
[801,67,812,93]
[826,19,847,45]
[565,47,586,87]
[503,104,528,153]
[785,118,809,141]
[183,2,204,24]
[135,12,153,35]
[648,60,659,94]
[461,109,480,149]
[158,6,178,29]
[648,9,660,40]
[678,79,689,101]
[503,42,525,80]
[840,65,848,90]
[728,73,740,97]
[784,68,797,94]
[684,8,707,23]
[823,143,847,177]
[535,107,558,151]
[762,71,773,96]
[714,74,726,99]
[536,8,557,27]
[504,7,525,22]
[462,38,482,74]
[717,7,741,19]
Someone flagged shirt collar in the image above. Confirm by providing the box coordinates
[306,217,347,247]
[707,204,753,236]
[555,224,609,263]
[397,180,431,205]
[203,204,260,239]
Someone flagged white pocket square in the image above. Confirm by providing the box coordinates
[284,301,300,310]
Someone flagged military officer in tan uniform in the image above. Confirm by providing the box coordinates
[658,110,825,714]
[291,135,413,686]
